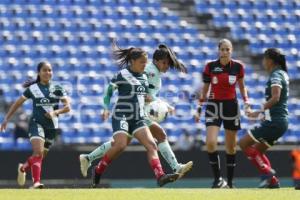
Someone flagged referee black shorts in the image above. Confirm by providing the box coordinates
[205,99,241,131]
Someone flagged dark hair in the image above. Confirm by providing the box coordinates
[264,48,287,72]
[218,38,232,49]
[153,44,187,73]
[112,42,147,68]
[23,62,48,88]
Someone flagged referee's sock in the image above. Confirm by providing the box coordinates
[226,154,236,186]
[208,151,221,181]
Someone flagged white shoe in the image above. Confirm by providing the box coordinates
[29,182,44,189]
[175,161,193,179]
[17,163,26,186]
[79,154,91,177]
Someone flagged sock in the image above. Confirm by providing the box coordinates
[158,141,179,171]
[226,154,236,185]
[21,158,32,173]
[150,158,165,179]
[95,154,112,175]
[244,146,272,174]
[87,141,112,162]
[208,151,221,181]
[30,156,43,184]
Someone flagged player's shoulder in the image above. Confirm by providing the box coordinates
[231,59,245,68]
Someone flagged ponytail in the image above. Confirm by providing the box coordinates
[153,44,187,73]
[264,48,287,72]
[23,62,47,88]
[112,41,147,68]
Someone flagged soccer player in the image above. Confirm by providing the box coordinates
[90,44,179,188]
[79,44,193,179]
[194,39,249,188]
[239,48,289,189]
[0,62,71,189]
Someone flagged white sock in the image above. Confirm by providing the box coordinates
[87,141,112,162]
[158,140,179,171]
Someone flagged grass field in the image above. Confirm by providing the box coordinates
[0,188,299,200]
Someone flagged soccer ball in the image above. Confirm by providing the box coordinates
[145,99,169,123]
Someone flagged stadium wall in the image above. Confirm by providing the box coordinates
[0,150,293,180]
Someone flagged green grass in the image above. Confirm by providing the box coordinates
[0,188,299,200]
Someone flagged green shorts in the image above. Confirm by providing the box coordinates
[112,115,147,137]
[249,120,288,147]
[28,118,58,150]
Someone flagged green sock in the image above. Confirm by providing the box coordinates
[158,141,179,171]
[87,141,112,162]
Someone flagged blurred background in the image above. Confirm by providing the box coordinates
[0,0,300,188]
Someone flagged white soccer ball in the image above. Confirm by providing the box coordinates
[145,99,169,123]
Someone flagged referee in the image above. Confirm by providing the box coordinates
[195,39,249,188]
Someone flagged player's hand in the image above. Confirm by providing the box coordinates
[0,120,8,132]
[194,106,202,123]
[246,111,261,118]
[167,105,175,115]
[101,109,110,121]
[45,111,58,119]
[145,95,152,103]
[244,103,252,116]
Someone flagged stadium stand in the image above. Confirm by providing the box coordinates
[0,0,299,149]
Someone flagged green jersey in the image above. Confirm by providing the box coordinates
[144,63,162,100]
[265,68,289,121]
[22,82,67,129]
[103,67,149,120]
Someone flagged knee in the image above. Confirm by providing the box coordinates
[156,132,167,143]
[206,140,217,152]
[114,141,127,152]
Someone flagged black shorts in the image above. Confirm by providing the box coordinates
[205,99,241,130]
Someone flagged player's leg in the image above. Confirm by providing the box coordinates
[18,121,45,188]
[224,129,237,188]
[149,121,193,178]
[206,125,227,188]
[133,125,179,187]
[92,132,130,187]
[79,140,113,177]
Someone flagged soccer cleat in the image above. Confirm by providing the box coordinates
[157,173,179,187]
[29,182,44,189]
[267,176,280,189]
[91,167,101,188]
[211,177,229,189]
[258,169,276,188]
[175,161,193,179]
[79,154,91,177]
[17,163,26,186]
[227,182,236,189]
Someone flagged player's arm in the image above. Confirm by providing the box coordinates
[57,97,71,115]
[102,83,117,120]
[237,78,251,114]
[263,86,281,110]
[1,96,27,132]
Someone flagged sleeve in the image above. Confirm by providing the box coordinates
[22,88,32,99]
[53,85,67,99]
[202,64,211,83]
[238,64,245,79]
[270,72,283,88]
[102,74,119,109]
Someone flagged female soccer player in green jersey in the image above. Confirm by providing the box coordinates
[80,44,193,182]
[0,62,71,189]
[90,44,179,188]
[239,48,289,188]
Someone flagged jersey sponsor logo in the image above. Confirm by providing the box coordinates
[40,98,50,104]
[212,76,218,84]
[213,67,223,72]
[136,86,146,94]
[229,75,236,85]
